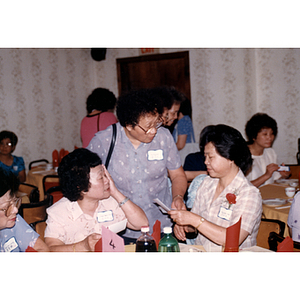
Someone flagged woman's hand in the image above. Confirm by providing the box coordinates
[81,233,102,251]
[103,165,118,198]
[266,163,280,178]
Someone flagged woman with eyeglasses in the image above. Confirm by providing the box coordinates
[0,130,26,182]
[0,168,49,252]
[87,88,187,244]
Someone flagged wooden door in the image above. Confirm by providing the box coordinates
[116,51,191,100]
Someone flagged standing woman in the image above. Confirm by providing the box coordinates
[169,124,262,252]
[245,113,290,187]
[80,88,118,148]
[0,130,26,183]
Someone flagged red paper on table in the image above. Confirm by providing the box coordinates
[25,246,37,252]
[94,226,125,252]
[52,150,59,168]
[277,236,294,252]
[151,220,161,249]
[224,216,242,252]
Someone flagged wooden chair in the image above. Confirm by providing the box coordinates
[30,220,47,241]
[29,159,49,170]
[18,193,53,226]
[256,218,285,249]
[42,174,60,196]
[18,182,40,203]
[46,185,63,204]
[268,231,300,252]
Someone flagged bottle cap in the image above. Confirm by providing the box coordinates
[163,227,172,234]
[141,226,150,233]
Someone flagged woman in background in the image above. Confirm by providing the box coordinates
[245,113,290,187]
[0,130,26,183]
[80,87,118,148]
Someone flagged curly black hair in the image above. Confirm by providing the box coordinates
[57,148,102,202]
[86,87,117,114]
[0,130,18,147]
[200,124,252,175]
[245,113,278,145]
[116,88,163,127]
[0,168,19,198]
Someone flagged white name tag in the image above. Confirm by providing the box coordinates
[218,206,233,221]
[97,210,114,223]
[4,237,19,252]
[147,150,163,161]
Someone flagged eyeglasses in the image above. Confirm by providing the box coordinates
[0,197,21,217]
[0,142,12,147]
[135,117,163,134]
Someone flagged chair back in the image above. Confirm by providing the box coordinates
[42,174,60,195]
[18,194,53,225]
[29,159,49,170]
[18,182,40,203]
[30,221,47,241]
[256,218,285,249]
[46,185,63,204]
[286,164,300,180]
[268,232,300,252]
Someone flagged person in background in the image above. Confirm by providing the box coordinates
[0,168,48,252]
[172,97,198,164]
[183,126,212,183]
[245,112,291,187]
[44,148,148,251]
[287,191,300,242]
[151,86,184,129]
[0,130,26,183]
[87,88,187,244]
[80,87,118,148]
[169,124,262,251]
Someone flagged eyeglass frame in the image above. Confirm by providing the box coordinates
[0,197,22,217]
[134,116,164,134]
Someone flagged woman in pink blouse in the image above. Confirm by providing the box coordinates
[80,88,118,148]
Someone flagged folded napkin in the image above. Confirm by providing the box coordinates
[224,216,242,252]
[25,246,37,252]
[277,236,294,252]
[151,220,161,249]
[52,150,59,168]
[59,148,65,163]
[95,226,125,252]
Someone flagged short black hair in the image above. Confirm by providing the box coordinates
[200,124,252,175]
[86,88,117,114]
[0,130,18,147]
[57,148,102,202]
[0,168,19,198]
[245,113,278,144]
[116,88,163,127]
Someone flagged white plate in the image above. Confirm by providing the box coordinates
[276,179,298,185]
[262,198,287,206]
[178,243,204,252]
[107,218,127,233]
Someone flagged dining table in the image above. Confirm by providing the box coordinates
[259,179,298,237]
[124,243,272,252]
[26,165,58,201]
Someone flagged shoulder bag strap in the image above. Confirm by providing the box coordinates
[97,113,101,132]
[105,123,117,168]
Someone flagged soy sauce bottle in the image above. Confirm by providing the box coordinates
[135,226,157,252]
[158,227,180,252]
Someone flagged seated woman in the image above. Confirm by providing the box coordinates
[169,124,262,252]
[0,130,26,182]
[245,113,290,187]
[44,148,149,251]
[0,168,48,252]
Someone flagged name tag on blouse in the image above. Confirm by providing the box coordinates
[218,207,233,221]
[147,150,163,161]
[97,210,114,223]
[4,237,18,252]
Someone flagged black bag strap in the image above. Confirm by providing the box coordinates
[97,113,101,132]
[105,123,117,168]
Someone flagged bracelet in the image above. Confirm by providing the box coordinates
[73,244,76,252]
[195,217,205,231]
[173,194,183,201]
[119,197,130,207]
